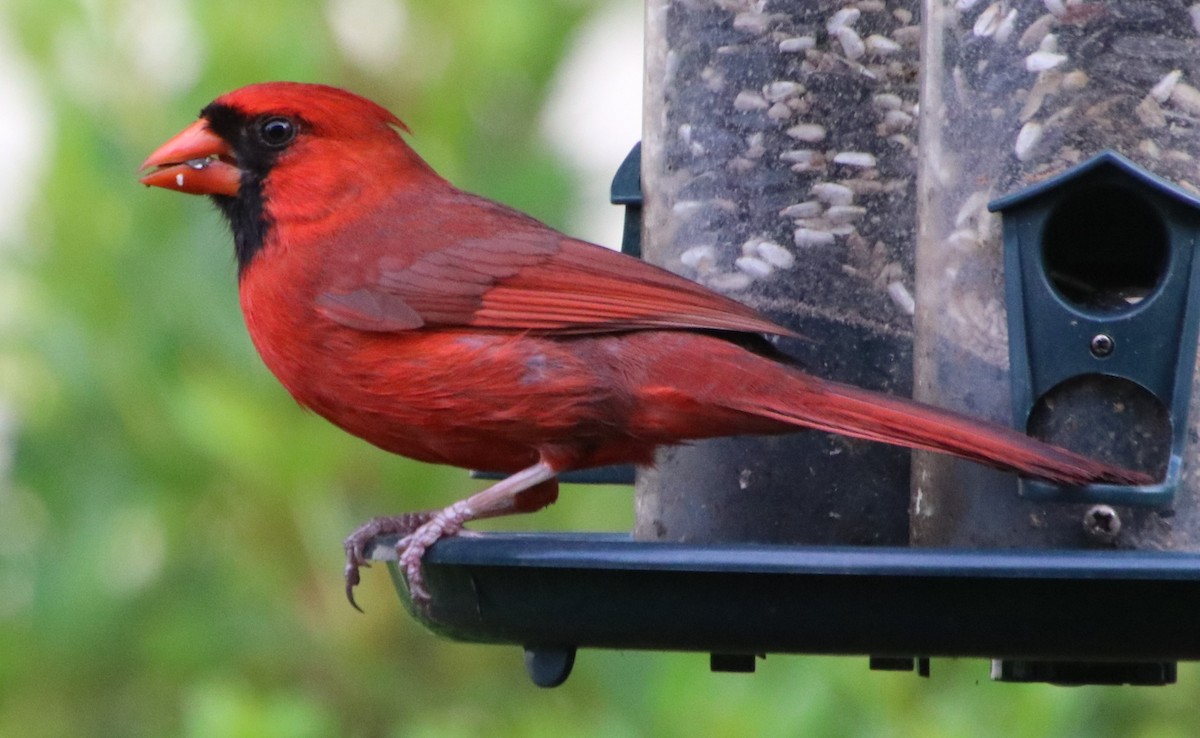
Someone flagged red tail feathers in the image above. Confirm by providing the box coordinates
[738,369,1153,487]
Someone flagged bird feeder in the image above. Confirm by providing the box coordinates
[365,1,1200,688]
[366,143,1200,689]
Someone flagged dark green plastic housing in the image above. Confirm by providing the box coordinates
[990,151,1200,506]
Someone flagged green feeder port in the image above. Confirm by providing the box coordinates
[990,151,1200,507]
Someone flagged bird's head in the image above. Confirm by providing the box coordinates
[140,81,411,197]
[140,82,427,273]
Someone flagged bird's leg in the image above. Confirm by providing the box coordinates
[396,460,560,602]
[342,461,561,609]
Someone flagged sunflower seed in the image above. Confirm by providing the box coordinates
[973,3,1003,37]
[780,149,820,165]
[1151,70,1182,103]
[834,26,866,60]
[755,240,796,268]
[833,151,877,168]
[1025,50,1067,72]
[1171,81,1200,116]
[811,182,855,205]
[733,91,769,111]
[778,36,816,53]
[779,201,824,218]
[1014,121,1043,161]
[872,92,903,110]
[826,205,868,223]
[786,123,827,142]
[794,227,837,246]
[764,81,804,102]
[887,280,916,315]
[735,255,773,278]
[680,244,716,270]
[826,7,861,34]
[865,34,901,56]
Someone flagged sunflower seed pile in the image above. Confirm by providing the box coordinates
[645,0,921,339]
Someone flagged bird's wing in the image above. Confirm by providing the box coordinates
[315,190,792,337]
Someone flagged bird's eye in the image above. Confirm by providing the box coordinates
[256,116,297,148]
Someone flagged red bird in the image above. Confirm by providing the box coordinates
[140,82,1150,604]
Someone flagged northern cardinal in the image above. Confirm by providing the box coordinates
[140,82,1151,604]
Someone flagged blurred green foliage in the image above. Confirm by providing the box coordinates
[2,0,1199,736]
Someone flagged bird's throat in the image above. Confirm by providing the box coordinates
[213,182,271,277]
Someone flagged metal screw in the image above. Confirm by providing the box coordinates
[1083,504,1121,545]
[1090,334,1115,358]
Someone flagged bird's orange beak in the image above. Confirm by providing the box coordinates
[139,119,241,196]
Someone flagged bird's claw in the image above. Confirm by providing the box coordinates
[342,511,436,612]
[394,509,468,603]
[397,536,431,602]
[343,527,378,613]
[343,541,370,613]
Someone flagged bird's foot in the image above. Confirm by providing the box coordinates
[343,510,436,612]
[395,501,473,603]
